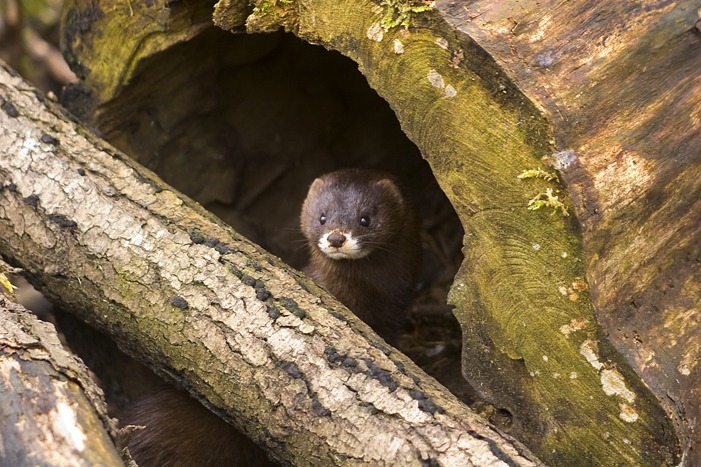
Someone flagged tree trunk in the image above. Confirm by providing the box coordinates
[0,283,123,466]
[0,61,539,466]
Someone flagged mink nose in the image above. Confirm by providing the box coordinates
[327,232,346,248]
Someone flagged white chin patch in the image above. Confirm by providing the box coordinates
[318,232,370,260]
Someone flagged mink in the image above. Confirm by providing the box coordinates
[119,387,276,467]
[300,168,421,343]
[119,168,420,465]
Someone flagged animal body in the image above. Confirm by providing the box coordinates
[300,168,421,343]
[119,387,275,467]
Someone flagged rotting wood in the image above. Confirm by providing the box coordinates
[230,0,678,464]
[436,1,701,463]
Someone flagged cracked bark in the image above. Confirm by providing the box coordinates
[0,283,122,466]
[0,62,539,466]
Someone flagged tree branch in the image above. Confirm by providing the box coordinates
[0,288,122,466]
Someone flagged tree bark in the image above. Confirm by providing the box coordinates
[0,61,539,466]
[435,1,701,463]
[0,285,122,466]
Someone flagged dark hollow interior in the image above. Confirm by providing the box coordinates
[57,27,474,420]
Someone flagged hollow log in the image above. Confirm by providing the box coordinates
[436,1,701,463]
[55,0,688,464]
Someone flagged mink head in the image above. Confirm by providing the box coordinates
[300,169,406,260]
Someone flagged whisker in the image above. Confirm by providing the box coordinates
[293,242,310,253]
[280,226,303,233]
[360,241,403,259]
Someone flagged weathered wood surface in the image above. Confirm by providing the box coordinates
[436,1,701,463]
[0,61,540,466]
[55,0,685,464]
[0,291,122,466]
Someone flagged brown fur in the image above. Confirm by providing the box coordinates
[300,168,421,343]
[119,387,276,467]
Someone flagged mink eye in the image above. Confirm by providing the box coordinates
[359,215,371,227]
[319,214,327,225]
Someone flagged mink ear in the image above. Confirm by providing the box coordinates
[307,177,326,196]
[376,178,405,208]
[301,177,326,231]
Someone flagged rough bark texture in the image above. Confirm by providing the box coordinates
[0,293,122,466]
[53,0,686,465]
[0,62,539,466]
[436,1,701,464]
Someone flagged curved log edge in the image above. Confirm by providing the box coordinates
[437,1,701,463]
[0,62,540,465]
[0,293,122,466]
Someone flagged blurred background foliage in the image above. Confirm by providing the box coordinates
[0,0,75,94]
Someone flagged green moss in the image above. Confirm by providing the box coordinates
[253,0,293,14]
[380,0,433,31]
[527,188,569,216]
[518,169,568,216]
[0,272,17,295]
[517,168,557,182]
